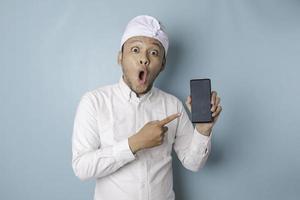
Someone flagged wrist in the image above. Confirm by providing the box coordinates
[195,125,212,137]
[128,134,142,154]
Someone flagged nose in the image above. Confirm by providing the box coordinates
[139,55,149,66]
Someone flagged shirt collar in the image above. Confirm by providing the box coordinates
[118,76,153,103]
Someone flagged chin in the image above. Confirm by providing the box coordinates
[135,84,152,95]
[134,87,147,95]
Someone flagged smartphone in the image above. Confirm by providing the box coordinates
[190,79,212,123]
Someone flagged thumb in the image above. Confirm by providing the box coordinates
[163,126,168,133]
[185,95,192,113]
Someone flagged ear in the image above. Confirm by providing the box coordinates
[160,56,166,72]
[117,51,122,65]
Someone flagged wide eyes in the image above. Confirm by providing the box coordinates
[150,50,159,56]
[130,47,159,56]
[131,47,140,53]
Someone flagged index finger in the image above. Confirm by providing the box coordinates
[158,113,181,126]
[211,91,217,104]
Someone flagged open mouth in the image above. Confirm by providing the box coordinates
[138,70,147,85]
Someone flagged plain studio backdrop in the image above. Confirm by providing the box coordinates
[1,0,300,199]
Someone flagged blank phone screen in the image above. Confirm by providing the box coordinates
[190,79,212,123]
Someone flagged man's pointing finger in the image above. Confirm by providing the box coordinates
[158,113,181,126]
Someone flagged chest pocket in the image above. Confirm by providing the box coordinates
[112,114,135,142]
[97,118,136,146]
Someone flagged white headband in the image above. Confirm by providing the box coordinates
[120,15,169,55]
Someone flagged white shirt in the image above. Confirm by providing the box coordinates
[72,77,212,200]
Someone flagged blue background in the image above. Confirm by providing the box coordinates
[1,0,300,199]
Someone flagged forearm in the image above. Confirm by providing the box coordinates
[175,128,212,172]
[72,139,135,181]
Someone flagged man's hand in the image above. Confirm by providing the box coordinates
[129,113,181,154]
[185,91,222,136]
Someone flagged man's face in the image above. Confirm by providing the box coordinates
[118,36,166,96]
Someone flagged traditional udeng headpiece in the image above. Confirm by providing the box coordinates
[120,15,169,55]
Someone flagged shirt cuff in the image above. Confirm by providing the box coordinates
[113,139,136,165]
[190,128,211,155]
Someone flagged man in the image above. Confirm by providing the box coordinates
[72,15,222,200]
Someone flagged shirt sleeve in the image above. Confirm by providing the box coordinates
[173,101,212,172]
[72,92,136,181]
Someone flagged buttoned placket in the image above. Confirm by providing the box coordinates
[119,77,158,200]
[130,94,150,200]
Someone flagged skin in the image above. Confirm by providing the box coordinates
[118,36,166,97]
[117,36,222,154]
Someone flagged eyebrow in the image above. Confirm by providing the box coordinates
[151,42,161,49]
[128,39,162,49]
[127,39,143,44]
